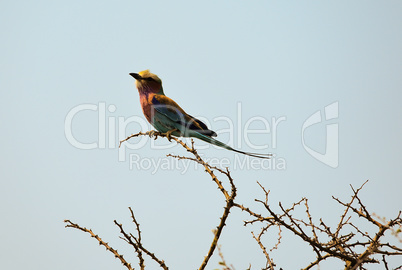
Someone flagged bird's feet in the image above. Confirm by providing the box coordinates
[147,130,159,140]
[165,129,178,142]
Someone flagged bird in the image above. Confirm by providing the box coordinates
[129,70,271,159]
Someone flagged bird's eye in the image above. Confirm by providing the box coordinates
[145,77,154,81]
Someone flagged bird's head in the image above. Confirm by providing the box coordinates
[129,70,164,95]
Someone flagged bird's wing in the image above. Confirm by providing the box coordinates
[151,95,216,137]
[150,95,270,158]
[187,114,217,137]
[151,95,187,123]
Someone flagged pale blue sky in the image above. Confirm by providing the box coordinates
[1,1,401,269]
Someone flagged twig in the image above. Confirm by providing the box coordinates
[197,163,237,270]
[129,207,145,269]
[301,253,331,270]
[115,221,168,270]
[216,245,235,270]
[251,230,275,270]
[64,220,134,270]
[334,180,369,239]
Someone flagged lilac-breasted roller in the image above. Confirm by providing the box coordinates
[129,70,271,159]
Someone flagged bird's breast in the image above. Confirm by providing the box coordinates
[139,93,154,123]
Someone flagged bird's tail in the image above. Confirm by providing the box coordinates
[192,132,272,159]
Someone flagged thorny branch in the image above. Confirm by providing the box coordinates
[216,245,236,270]
[65,130,402,270]
[114,207,168,270]
[64,220,134,270]
[245,179,402,270]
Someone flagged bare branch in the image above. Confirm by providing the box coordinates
[64,132,402,270]
[251,230,275,269]
[114,209,169,270]
[334,180,369,239]
[126,131,238,270]
[64,220,134,270]
[216,245,236,270]
[301,253,331,270]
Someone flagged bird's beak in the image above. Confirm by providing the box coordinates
[129,73,142,80]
